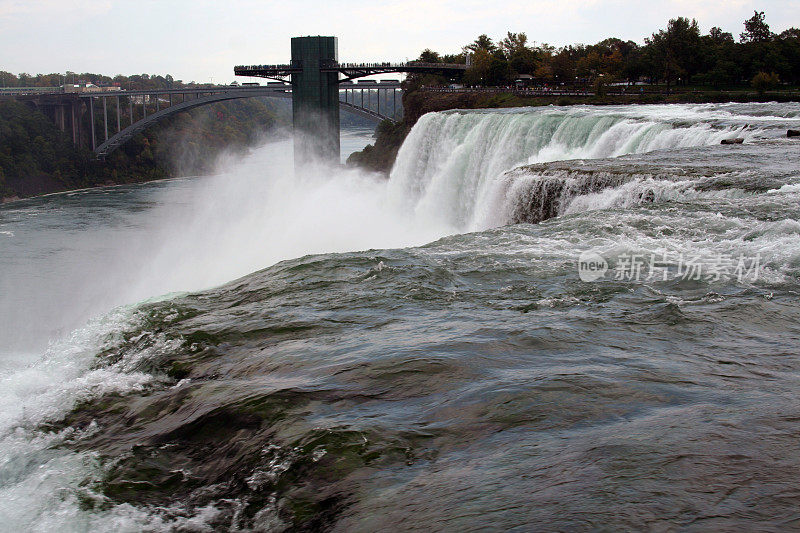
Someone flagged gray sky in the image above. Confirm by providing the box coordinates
[1,0,797,84]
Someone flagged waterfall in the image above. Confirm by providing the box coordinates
[2,102,799,531]
[388,105,765,230]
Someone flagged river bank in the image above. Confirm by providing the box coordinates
[347,88,800,173]
[0,98,283,203]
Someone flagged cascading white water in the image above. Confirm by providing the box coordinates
[388,105,768,230]
[2,102,799,530]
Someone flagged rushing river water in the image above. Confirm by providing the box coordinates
[1,104,800,531]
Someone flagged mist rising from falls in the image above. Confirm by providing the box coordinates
[0,104,775,355]
[1,102,799,530]
[389,106,761,230]
[0,137,456,529]
[123,144,448,303]
[0,137,453,357]
[0,101,785,367]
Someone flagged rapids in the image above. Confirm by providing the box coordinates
[1,103,800,531]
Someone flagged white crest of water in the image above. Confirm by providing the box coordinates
[0,102,796,529]
[389,106,760,231]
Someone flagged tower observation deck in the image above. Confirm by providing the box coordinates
[234,36,466,165]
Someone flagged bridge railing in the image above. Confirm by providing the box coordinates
[235,62,467,73]
[235,64,298,72]
[333,62,466,70]
[78,86,291,97]
[0,86,64,96]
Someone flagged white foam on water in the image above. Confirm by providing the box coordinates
[1,103,799,529]
[389,105,765,231]
[561,178,757,215]
[0,137,454,530]
[768,182,800,194]
[0,306,159,531]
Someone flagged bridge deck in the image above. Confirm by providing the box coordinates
[81,85,400,158]
[234,62,465,81]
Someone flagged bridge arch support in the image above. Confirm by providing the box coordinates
[87,86,399,159]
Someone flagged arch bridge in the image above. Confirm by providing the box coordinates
[13,36,466,163]
[79,82,403,159]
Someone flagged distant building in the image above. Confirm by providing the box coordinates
[129,95,153,104]
[515,74,534,88]
[62,83,122,94]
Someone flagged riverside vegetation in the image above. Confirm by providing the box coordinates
[348,11,800,172]
[0,72,284,201]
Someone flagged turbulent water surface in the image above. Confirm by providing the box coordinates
[2,104,800,531]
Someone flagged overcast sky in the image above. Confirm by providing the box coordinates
[1,0,797,84]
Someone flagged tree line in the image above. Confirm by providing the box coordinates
[411,11,800,90]
[0,71,205,91]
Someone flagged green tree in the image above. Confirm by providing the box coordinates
[463,48,492,85]
[645,17,702,87]
[576,39,631,81]
[0,71,18,87]
[466,34,497,53]
[404,49,449,89]
[500,32,528,56]
[550,46,581,82]
[708,27,734,44]
[418,49,441,63]
[500,32,539,75]
[697,27,739,86]
[462,35,512,86]
[741,11,773,43]
[776,29,800,84]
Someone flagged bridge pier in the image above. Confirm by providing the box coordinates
[53,104,65,132]
[103,97,108,142]
[290,36,340,165]
[89,97,96,151]
[40,97,84,147]
[70,100,79,146]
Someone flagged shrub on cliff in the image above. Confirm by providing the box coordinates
[346,119,408,173]
[751,71,780,94]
